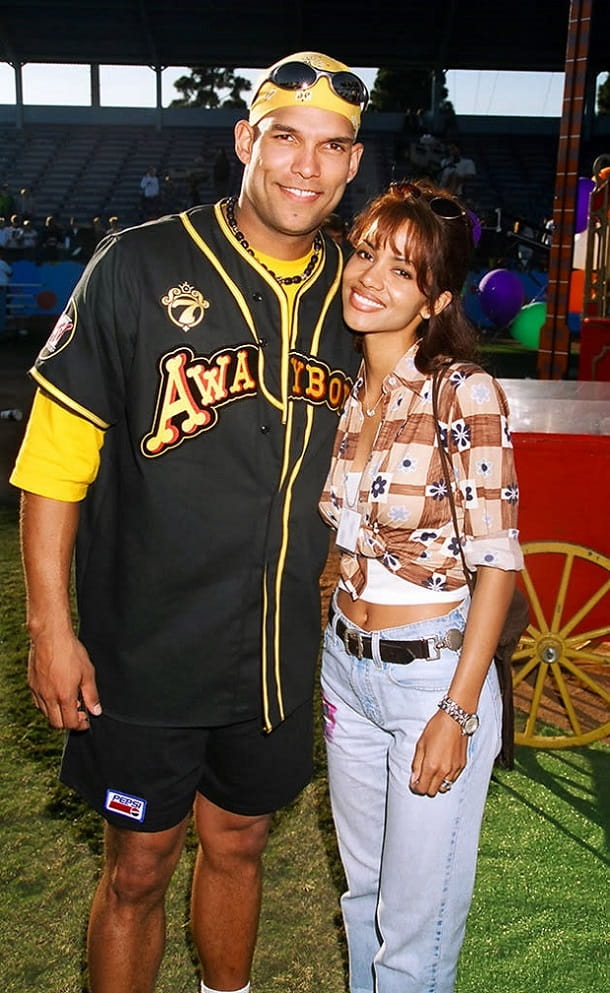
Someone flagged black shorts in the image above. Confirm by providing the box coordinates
[60,700,314,832]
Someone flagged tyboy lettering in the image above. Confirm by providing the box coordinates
[290,352,352,410]
[142,344,353,457]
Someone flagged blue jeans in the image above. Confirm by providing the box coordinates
[321,594,502,993]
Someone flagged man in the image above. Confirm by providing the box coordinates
[140,165,161,219]
[11,52,366,993]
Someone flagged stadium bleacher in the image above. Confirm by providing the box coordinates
[0,117,607,241]
[0,123,239,227]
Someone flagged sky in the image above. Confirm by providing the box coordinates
[0,63,576,117]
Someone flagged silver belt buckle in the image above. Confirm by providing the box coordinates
[345,628,364,660]
[426,637,441,661]
[435,628,464,654]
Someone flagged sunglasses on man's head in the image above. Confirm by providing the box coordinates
[256,60,369,111]
[389,181,466,221]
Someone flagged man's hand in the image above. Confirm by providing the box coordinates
[20,491,101,730]
[28,628,101,731]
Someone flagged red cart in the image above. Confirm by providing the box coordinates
[501,378,610,747]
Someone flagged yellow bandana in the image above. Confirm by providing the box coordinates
[249,51,362,135]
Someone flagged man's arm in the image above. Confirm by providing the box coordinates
[20,491,101,730]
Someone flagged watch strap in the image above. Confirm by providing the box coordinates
[438,694,479,735]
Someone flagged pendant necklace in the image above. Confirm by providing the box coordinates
[363,366,384,418]
[224,196,322,285]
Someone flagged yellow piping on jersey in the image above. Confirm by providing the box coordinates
[261,564,272,729]
[270,399,317,722]
[29,369,110,430]
[180,209,283,413]
[311,245,343,353]
[265,263,341,730]
[211,213,340,731]
[211,202,294,420]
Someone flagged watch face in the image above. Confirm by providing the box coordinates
[464,714,480,735]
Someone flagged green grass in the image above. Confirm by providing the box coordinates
[1,504,608,993]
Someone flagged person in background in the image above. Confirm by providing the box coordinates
[91,216,107,246]
[323,211,348,245]
[105,215,122,236]
[140,165,160,220]
[38,214,63,261]
[0,248,12,337]
[21,219,39,260]
[439,143,476,197]
[16,186,36,221]
[5,213,25,253]
[319,179,523,993]
[11,50,366,993]
[64,217,90,260]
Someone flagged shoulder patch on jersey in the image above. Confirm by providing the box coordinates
[161,282,210,332]
[37,300,77,361]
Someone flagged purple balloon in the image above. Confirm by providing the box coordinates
[478,269,525,327]
[575,176,594,234]
[467,209,482,246]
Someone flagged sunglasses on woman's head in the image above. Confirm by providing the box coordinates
[255,61,369,111]
[389,181,466,221]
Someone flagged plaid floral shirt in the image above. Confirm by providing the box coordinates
[319,342,523,597]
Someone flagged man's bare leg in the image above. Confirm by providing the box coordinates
[87,815,190,993]
[191,793,272,991]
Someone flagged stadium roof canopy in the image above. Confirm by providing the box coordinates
[0,0,609,75]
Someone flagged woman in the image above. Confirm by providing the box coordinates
[318,180,523,993]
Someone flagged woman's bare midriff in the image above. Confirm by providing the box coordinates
[336,588,463,632]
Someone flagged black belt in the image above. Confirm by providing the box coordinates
[329,605,463,664]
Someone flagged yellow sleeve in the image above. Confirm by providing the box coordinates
[10,390,105,502]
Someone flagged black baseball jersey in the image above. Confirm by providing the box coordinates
[31,204,358,730]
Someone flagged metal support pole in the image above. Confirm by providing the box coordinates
[154,66,163,131]
[537,0,593,379]
[91,63,101,107]
[11,61,24,129]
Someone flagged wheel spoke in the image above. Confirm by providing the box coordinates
[518,543,610,748]
[521,567,549,634]
[559,576,610,639]
[525,660,549,738]
[551,551,575,632]
[511,633,538,661]
[560,655,610,703]
[564,624,610,646]
[512,652,540,688]
[550,663,583,735]
[564,644,610,665]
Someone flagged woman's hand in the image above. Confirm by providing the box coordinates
[409,709,468,797]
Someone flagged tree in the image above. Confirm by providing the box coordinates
[370,67,457,139]
[171,67,251,108]
[370,67,447,114]
[598,72,610,115]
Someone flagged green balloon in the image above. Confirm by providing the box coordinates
[510,302,547,349]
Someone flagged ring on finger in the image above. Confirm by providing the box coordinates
[440,778,454,791]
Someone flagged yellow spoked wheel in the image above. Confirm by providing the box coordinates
[513,541,610,748]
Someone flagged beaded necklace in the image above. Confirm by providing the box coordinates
[225,196,322,286]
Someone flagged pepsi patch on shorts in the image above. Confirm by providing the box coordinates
[104,788,147,823]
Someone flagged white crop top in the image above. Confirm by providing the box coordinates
[339,473,468,605]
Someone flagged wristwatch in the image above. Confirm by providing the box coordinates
[438,695,480,736]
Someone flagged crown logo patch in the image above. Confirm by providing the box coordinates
[161,283,210,332]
